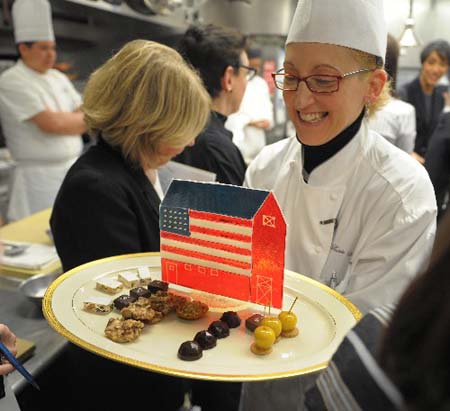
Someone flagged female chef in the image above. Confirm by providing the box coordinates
[241,1,436,409]
[245,0,437,315]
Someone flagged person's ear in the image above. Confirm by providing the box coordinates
[18,43,27,57]
[366,68,387,102]
[221,66,235,93]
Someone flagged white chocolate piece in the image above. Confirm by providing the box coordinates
[137,266,152,285]
[117,271,140,288]
[83,295,113,313]
[96,278,123,294]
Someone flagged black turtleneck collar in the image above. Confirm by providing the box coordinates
[302,108,365,175]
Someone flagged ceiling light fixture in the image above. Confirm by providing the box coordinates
[399,0,421,48]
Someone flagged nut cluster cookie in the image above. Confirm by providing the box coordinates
[104,318,144,343]
[121,297,156,322]
[176,300,209,320]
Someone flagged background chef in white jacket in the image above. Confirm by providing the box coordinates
[226,47,274,164]
[0,0,86,221]
[241,0,437,409]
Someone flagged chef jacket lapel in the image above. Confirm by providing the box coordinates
[272,126,364,283]
[310,125,367,289]
[271,143,343,281]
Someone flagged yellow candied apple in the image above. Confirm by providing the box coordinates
[253,325,276,350]
[278,311,299,338]
[278,311,298,332]
[261,316,282,338]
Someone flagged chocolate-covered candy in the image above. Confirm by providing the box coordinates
[148,280,169,294]
[245,313,264,332]
[207,320,230,339]
[178,340,203,361]
[130,286,152,299]
[194,330,217,349]
[220,311,241,328]
[113,294,137,310]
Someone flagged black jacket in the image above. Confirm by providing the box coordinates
[50,138,161,272]
[425,112,450,218]
[399,77,447,157]
[174,111,246,186]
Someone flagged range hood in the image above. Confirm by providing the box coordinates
[59,0,297,36]
[199,0,297,36]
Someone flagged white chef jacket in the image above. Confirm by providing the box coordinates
[245,121,436,314]
[0,59,83,220]
[226,75,274,164]
[240,122,436,411]
[369,97,416,153]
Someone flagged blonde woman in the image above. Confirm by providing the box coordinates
[49,39,209,411]
[51,39,210,272]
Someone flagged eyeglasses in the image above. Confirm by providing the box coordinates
[271,68,374,93]
[238,64,257,81]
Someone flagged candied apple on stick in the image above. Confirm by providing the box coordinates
[260,316,282,342]
[278,297,299,338]
[250,325,276,356]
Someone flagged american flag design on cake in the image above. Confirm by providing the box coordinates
[160,209,252,277]
[160,180,286,308]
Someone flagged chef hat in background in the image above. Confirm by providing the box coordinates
[12,0,55,43]
[247,47,262,59]
[286,0,387,62]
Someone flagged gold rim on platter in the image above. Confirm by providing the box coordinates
[43,252,361,382]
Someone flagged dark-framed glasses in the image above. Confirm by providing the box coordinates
[239,64,257,81]
[271,68,374,93]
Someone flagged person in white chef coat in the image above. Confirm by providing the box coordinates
[369,34,417,154]
[0,0,86,221]
[226,47,274,163]
[240,0,436,409]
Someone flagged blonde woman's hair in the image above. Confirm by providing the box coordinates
[351,49,391,118]
[82,39,211,167]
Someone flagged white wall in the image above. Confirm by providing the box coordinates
[385,0,450,68]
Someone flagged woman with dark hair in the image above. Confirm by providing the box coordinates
[174,24,250,186]
[305,211,450,410]
[369,34,417,153]
[399,39,450,163]
[379,213,450,410]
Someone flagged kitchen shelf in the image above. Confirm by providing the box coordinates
[64,0,187,29]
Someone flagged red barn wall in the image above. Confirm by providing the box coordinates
[250,193,286,308]
[161,258,251,301]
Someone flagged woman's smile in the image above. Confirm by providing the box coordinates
[297,111,329,124]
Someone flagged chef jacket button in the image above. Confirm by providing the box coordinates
[314,246,322,254]
[330,193,338,200]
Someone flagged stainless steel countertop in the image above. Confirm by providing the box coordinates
[0,276,67,394]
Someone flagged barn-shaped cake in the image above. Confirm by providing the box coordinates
[160,180,286,308]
